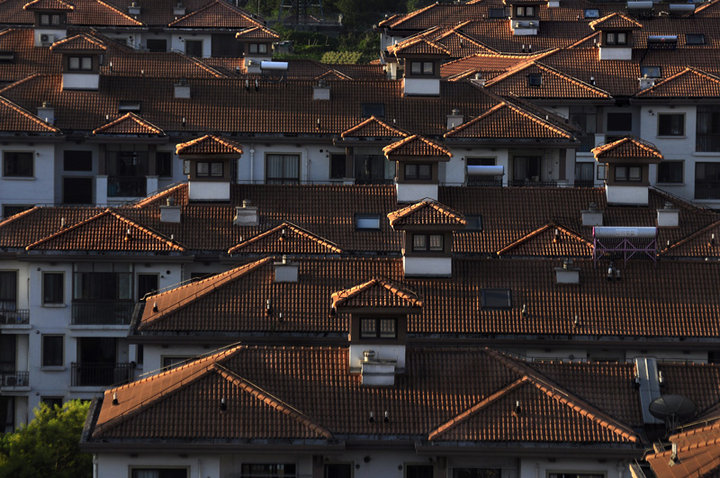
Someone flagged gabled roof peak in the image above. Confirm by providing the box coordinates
[175,134,243,156]
[23,0,74,11]
[592,136,663,163]
[331,276,422,310]
[49,33,106,52]
[383,134,452,160]
[387,199,466,229]
[92,112,164,136]
[227,222,343,255]
[341,116,408,139]
[589,12,642,31]
[388,36,451,57]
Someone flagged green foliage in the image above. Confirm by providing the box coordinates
[0,400,92,478]
[320,50,363,64]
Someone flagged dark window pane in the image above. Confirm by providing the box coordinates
[330,154,346,179]
[185,40,203,57]
[63,151,92,171]
[606,112,632,132]
[481,289,511,309]
[3,152,33,177]
[43,273,64,304]
[658,114,684,136]
[2,205,32,218]
[658,161,683,183]
[0,271,17,309]
[156,152,172,177]
[146,39,167,52]
[407,465,434,478]
[137,274,158,299]
[361,103,385,118]
[42,335,63,366]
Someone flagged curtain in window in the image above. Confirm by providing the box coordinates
[0,271,16,310]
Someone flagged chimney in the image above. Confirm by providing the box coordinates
[37,101,54,125]
[548,0,560,6]
[471,72,485,87]
[446,108,464,130]
[581,202,603,226]
[274,254,298,283]
[361,350,397,386]
[174,80,190,99]
[657,201,679,227]
[639,76,656,91]
[160,197,181,223]
[128,1,141,15]
[312,80,330,100]
[233,200,259,226]
[173,1,186,16]
[555,259,580,284]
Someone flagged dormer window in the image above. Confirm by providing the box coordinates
[196,161,224,177]
[640,66,661,78]
[527,73,542,87]
[605,31,628,45]
[412,233,443,252]
[404,163,432,180]
[515,5,535,16]
[615,165,642,182]
[248,43,268,54]
[410,61,434,75]
[39,13,63,25]
[68,55,92,71]
[360,317,397,339]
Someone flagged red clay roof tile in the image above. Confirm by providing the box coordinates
[382,134,452,160]
[0,95,61,133]
[340,116,408,138]
[168,0,262,28]
[387,199,466,229]
[92,112,164,135]
[175,134,243,155]
[331,277,422,310]
[636,67,720,98]
[388,36,451,57]
[227,222,343,255]
[23,0,74,11]
[589,12,642,31]
[234,25,280,41]
[592,136,663,163]
[49,33,107,52]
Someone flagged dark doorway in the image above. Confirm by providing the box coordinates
[137,274,159,300]
[63,177,93,204]
[75,338,117,386]
[325,464,352,478]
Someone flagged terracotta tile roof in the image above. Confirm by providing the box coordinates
[92,112,164,135]
[100,51,227,79]
[592,136,663,163]
[588,12,642,31]
[24,209,184,252]
[496,223,592,256]
[382,135,452,160]
[428,26,499,58]
[23,0,74,11]
[227,222,343,255]
[340,116,408,139]
[314,69,352,81]
[331,277,422,310]
[378,2,487,31]
[0,94,61,133]
[168,0,263,28]
[0,206,103,248]
[387,37,451,57]
[444,101,574,141]
[0,29,61,82]
[441,53,538,80]
[645,420,720,478]
[175,134,243,155]
[661,220,720,257]
[387,199,466,229]
[234,26,280,41]
[49,33,107,52]
[635,67,720,98]
[0,0,143,25]
[87,344,657,444]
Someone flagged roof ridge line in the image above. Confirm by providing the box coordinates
[0,205,39,228]
[0,94,61,133]
[340,116,408,138]
[227,222,342,255]
[182,54,228,79]
[212,363,334,439]
[660,219,720,254]
[92,112,164,135]
[0,73,42,95]
[108,210,184,251]
[94,0,144,26]
[497,222,592,255]
[25,208,110,250]
[133,183,186,208]
[534,62,611,97]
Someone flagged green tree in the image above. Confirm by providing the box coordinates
[0,400,92,478]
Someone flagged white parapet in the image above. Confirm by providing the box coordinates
[605,184,649,205]
[403,256,452,277]
[396,183,438,203]
[403,77,440,96]
[598,47,632,61]
[349,344,406,371]
[62,73,99,90]
[188,181,230,202]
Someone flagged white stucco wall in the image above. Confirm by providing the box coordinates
[0,143,55,210]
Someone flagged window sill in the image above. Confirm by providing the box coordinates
[42,303,67,308]
[693,152,720,156]
[656,182,685,186]
[40,366,66,372]
[2,176,36,180]
[656,135,686,139]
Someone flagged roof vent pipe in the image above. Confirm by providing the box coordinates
[233,200,258,226]
[447,108,464,130]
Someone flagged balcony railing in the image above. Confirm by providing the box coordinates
[71,301,134,325]
[0,371,29,387]
[0,308,29,325]
[108,176,147,198]
[509,179,558,187]
[71,362,135,387]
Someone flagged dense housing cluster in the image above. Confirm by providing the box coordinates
[0,0,720,477]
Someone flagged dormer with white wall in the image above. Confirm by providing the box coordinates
[175,135,243,202]
[383,135,451,203]
[235,26,280,74]
[49,34,106,90]
[589,13,642,61]
[387,199,466,277]
[331,277,422,384]
[387,37,450,96]
[592,136,662,205]
[23,0,72,47]
[506,0,542,35]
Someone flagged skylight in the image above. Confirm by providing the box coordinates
[686,33,705,45]
[362,103,385,118]
[481,288,512,310]
[640,66,661,78]
[527,73,542,87]
[584,9,600,18]
[488,7,507,18]
[465,215,483,231]
[355,213,381,230]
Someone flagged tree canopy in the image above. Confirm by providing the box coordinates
[0,400,92,478]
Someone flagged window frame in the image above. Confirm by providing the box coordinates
[359,317,398,339]
[657,113,685,137]
[657,160,684,184]
[155,152,173,178]
[42,271,64,306]
[3,151,34,178]
[265,153,300,184]
[67,55,93,71]
[404,162,432,180]
[130,468,190,478]
[515,5,534,16]
[480,288,512,310]
[330,153,346,179]
[41,335,64,367]
[355,213,381,230]
[63,150,93,172]
[196,161,224,178]
[606,112,632,132]
[412,233,444,252]
[240,463,296,478]
[614,165,642,182]
[605,31,628,45]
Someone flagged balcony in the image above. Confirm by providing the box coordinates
[0,308,29,325]
[0,371,29,388]
[71,362,135,387]
[509,179,558,187]
[107,176,147,198]
[71,301,134,325]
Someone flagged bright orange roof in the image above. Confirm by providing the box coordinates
[592,136,663,163]
[92,112,164,135]
[175,134,243,156]
[330,277,422,310]
[382,134,452,160]
[387,199,466,228]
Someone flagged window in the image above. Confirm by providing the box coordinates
[360,318,397,339]
[73,262,132,301]
[185,40,202,57]
[686,33,705,45]
[527,73,542,87]
[412,233,444,252]
[196,161,224,178]
[606,112,632,132]
[453,469,501,478]
[548,474,604,478]
[465,215,483,231]
[697,106,720,152]
[597,164,607,180]
[131,469,188,478]
[658,113,684,136]
[41,397,63,409]
[0,271,17,310]
[43,272,64,305]
[330,153,346,179]
[361,103,385,118]
[156,152,172,177]
[241,464,296,478]
[695,162,720,199]
[68,56,92,71]
[481,289,511,310]
[39,13,61,25]
[2,204,32,218]
[137,274,158,299]
[324,464,351,478]
[404,163,432,180]
[614,165,641,182]
[3,151,33,177]
[355,213,381,230]
[640,66,661,78]
[63,151,92,171]
[146,39,167,52]
[410,61,434,75]
[605,31,628,45]
[515,5,534,16]
[488,7,507,18]
[575,162,595,187]
[657,161,684,184]
[118,101,141,113]
[42,335,63,367]
[583,8,600,18]
[248,43,268,54]
[407,465,434,478]
[266,154,299,184]
[569,107,598,152]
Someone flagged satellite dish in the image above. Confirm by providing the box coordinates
[649,395,697,422]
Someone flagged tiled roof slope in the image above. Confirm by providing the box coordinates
[175,134,243,155]
[88,345,689,444]
[92,112,164,135]
[662,220,720,257]
[645,419,720,478]
[588,13,642,31]
[636,67,720,98]
[0,0,143,25]
[592,137,663,163]
[0,206,102,248]
[496,224,592,256]
[133,256,720,338]
[23,0,74,11]
[24,209,183,252]
[387,199,466,228]
[234,26,280,41]
[485,62,612,99]
[49,33,106,52]
[0,29,61,82]
[227,222,342,255]
[341,116,408,139]
[100,51,227,78]
[168,0,263,28]
[0,95,61,133]
[387,37,450,57]
[331,277,422,310]
[382,135,452,160]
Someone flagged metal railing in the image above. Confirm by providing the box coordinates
[0,371,29,387]
[71,362,134,387]
[0,308,29,325]
[509,179,558,187]
[71,302,134,325]
[108,176,147,198]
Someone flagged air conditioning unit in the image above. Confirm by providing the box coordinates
[40,33,55,46]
